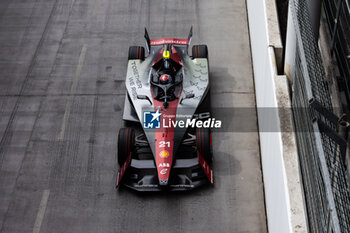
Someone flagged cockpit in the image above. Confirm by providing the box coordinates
[150,44,183,108]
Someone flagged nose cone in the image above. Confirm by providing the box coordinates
[153,101,178,188]
[156,149,172,184]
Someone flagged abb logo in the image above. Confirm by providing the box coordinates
[158,163,170,167]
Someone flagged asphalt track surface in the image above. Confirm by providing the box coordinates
[0,0,267,232]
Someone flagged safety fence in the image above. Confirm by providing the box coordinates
[324,0,350,107]
[290,0,350,232]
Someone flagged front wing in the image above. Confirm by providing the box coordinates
[116,152,213,192]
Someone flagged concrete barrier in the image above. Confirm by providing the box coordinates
[246,0,308,232]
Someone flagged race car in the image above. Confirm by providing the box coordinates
[116,28,214,191]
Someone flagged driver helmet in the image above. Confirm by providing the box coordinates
[160,74,172,84]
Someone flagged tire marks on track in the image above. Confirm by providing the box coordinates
[58,44,88,140]
[0,0,60,231]
[85,96,98,186]
[0,0,59,170]
[49,98,88,193]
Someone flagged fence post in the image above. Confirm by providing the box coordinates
[330,0,344,54]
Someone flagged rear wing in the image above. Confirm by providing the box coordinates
[144,27,193,53]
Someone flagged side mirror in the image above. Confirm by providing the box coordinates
[180,93,195,104]
[137,95,152,105]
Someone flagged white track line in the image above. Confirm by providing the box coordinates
[58,44,87,140]
[92,0,101,16]
[32,190,50,233]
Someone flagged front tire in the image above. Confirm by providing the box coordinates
[128,46,145,60]
[192,45,208,59]
[118,128,135,166]
[196,128,213,163]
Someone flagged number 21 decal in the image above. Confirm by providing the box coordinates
[159,141,171,148]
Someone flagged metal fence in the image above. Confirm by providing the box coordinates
[290,0,350,232]
[323,0,350,106]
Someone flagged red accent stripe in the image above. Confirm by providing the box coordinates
[116,152,132,187]
[198,151,214,185]
[210,132,212,149]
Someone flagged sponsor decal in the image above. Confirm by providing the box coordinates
[130,61,142,88]
[143,110,161,129]
[159,150,169,158]
[159,141,171,148]
[150,38,189,46]
[160,169,168,175]
[128,61,142,100]
[158,163,170,167]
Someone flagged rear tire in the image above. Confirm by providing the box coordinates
[192,45,208,59]
[118,128,135,166]
[128,46,145,60]
[196,128,213,163]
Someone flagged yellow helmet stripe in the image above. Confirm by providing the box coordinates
[163,50,170,59]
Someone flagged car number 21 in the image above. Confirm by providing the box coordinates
[159,141,171,148]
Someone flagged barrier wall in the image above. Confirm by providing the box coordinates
[246,0,308,232]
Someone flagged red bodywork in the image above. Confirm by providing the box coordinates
[151,48,184,184]
[152,46,183,67]
[152,97,181,184]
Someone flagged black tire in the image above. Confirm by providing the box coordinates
[192,45,208,59]
[128,46,145,60]
[196,128,213,163]
[118,128,135,166]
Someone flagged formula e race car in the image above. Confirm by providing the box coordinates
[116,28,214,191]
